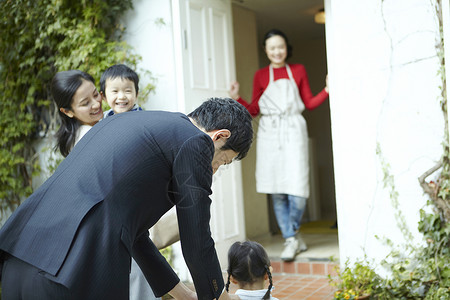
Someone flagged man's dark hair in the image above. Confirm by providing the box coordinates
[188,97,253,160]
[100,64,139,94]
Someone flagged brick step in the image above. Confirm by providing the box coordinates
[271,259,339,278]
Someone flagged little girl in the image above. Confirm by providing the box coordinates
[226,241,279,300]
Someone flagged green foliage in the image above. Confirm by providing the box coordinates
[329,259,381,299]
[374,210,450,299]
[330,206,450,299]
[160,246,173,267]
[338,147,450,299]
[0,0,149,212]
[360,145,450,299]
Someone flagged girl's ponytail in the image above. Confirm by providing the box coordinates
[262,265,273,300]
[225,272,231,293]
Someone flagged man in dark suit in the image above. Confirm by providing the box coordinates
[0,97,253,300]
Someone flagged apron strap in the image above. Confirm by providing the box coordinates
[269,65,274,83]
[285,64,295,82]
[285,64,301,96]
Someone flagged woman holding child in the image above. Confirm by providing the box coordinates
[51,67,160,300]
[53,65,143,156]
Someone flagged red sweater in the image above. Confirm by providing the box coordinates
[237,64,329,117]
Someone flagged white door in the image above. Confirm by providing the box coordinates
[172,0,246,269]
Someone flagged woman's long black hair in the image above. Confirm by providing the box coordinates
[51,70,95,157]
[226,241,273,299]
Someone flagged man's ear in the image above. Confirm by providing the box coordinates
[210,129,231,149]
[59,107,74,118]
[210,129,231,142]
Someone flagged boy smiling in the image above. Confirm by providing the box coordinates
[100,64,143,116]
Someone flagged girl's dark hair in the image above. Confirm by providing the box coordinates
[226,241,273,299]
[51,70,95,157]
[263,28,293,60]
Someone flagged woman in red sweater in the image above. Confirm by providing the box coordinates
[229,29,329,261]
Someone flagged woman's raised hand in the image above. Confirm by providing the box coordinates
[228,81,240,100]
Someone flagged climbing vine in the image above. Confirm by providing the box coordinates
[419,0,450,223]
[0,0,150,214]
[332,0,450,298]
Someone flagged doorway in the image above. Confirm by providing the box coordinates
[230,0,337,260]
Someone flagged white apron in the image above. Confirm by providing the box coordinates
[255,64,309,198]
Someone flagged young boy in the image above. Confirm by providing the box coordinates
[100,64,143,117]
[100,63,156,300]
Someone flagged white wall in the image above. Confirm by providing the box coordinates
[325,0,443,267]
[122,0,179,112]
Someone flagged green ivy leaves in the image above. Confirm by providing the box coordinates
[0,0,141,212]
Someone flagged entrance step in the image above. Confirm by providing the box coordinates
[271,258,339,278]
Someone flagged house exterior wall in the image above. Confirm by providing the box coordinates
[325,0,444,267]
[122,0,179,112]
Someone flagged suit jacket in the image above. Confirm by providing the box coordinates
[0,111,224,300]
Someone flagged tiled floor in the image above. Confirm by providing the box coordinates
[227,274,336,299]
[168,221,340,299]
[248,220,340,299]
[171,273,337,300]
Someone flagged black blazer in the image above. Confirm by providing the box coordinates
[0,111,224,299]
